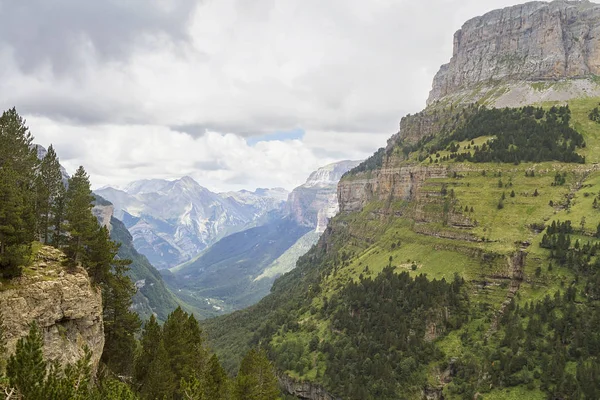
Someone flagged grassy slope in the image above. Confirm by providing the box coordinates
[168,218,312,318]
[205,97,600,397]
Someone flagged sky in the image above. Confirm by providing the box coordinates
[0,0,524,192]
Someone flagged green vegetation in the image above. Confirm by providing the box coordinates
[0,108,280,399]
[345,147,385,176]
[319,268,467,398]
[206,97,600,399]
[589,107,600,123]
[438,105,585,164]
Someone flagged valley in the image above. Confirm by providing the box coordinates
[2,0,600,399]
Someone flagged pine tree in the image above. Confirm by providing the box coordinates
[6,322,47,399]
[64,166,96,265]
[0,108,39,277]
[204,354,231,400]
[51,185,66,248]
[35,145,64,244]
[101,256,141,377]
[162,307,208,393]
[135,315,162,388]
[141,340,176,400]
[235,348,280,400]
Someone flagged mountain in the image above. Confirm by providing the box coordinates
[166,161,359,318]
[287,160,361,232]
[95,178,288,269]
[165,218,312,317]
[204,2,600,398]
[427,0,600,107]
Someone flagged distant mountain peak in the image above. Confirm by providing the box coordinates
[304,160,362,188]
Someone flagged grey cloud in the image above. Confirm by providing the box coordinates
[8,95,128,126]
[193,160,230,172]
[0,0,199,74]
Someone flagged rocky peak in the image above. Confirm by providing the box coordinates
[305,160,362,188]
[287,160,361,232]
[428,0,600,104]
[0,246,104,373]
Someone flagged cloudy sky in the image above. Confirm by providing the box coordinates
[0,0,523,192]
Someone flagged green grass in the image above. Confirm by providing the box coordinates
[477,386,546,400]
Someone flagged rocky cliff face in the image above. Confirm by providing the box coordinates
[279,374,340,400]
[287,161,361,232]
[339,0,600,213]
[0,246,104,372]
[339,165,451,213]
[428,0,600,105]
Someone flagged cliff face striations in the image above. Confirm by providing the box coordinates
[339,0,600,213]
[287,160,361,232]
[0,246,104,372]
[428,0,600,105]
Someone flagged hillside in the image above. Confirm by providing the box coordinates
[204,1,600,399]
[109,216,182,321]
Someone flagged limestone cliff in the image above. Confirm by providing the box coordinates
[287,160,361,232]
[339,0,600,213]
[279,374,340,400]
[428,0,600,105]
[0,246,104,372]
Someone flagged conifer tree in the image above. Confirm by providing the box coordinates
[101,256,141,377]
[235,348,280,400]
[6,322,47,399]
[64,166,96,264]
[35,145,64,244]
[134,315,162,387]
[50,185,67,248]
[162,307,207,392]
[204,354,231,400]
[0,108,38,277]
[141,341,176,400]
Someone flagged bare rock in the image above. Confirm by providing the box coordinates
[0,246,104,373]
[428,0,600,105]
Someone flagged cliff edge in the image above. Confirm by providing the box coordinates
[0,246,104,372]
[428,0,600,105]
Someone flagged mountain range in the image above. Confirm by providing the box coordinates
[95,178,289,269]
[95,161,360,318]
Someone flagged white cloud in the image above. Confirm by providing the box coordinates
[4,0,524,191]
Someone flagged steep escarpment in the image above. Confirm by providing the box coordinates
[287,160,361,232]
[428,0,600,105]
[0,246,104,372]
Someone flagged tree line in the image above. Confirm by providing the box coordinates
[0,108,281,399]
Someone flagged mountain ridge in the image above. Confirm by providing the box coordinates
[95,178,288,269]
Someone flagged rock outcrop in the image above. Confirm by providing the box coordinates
[279,374,340,400]
[339,1,600,213]
[0,246,104,372]
[428,0,600,105]
[287,160,361,232]
[339,165,451,213]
